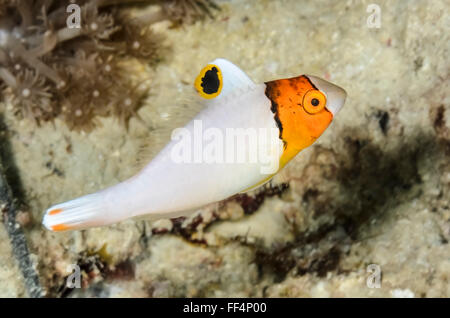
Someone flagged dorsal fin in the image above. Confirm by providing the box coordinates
[194,58,255,101]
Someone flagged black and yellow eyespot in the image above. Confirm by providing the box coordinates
[195,64,223,99]
[302,89,327,114]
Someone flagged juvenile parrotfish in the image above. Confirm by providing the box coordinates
[43,58,346,232]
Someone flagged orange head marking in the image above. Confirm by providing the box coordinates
[265,75,346,166]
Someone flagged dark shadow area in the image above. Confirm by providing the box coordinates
[0,113,44,297]
[254,129,441,283]
[0,113,27,205]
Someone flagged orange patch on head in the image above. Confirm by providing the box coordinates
[48,208,63,215]
[265,76,333,151]
[51,224,71,232]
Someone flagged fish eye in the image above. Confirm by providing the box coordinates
[303,89,326,114]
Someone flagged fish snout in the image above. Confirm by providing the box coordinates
[306,75,347,116]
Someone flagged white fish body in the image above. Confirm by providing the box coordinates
[43,59,284,231]
[44,58,347,231]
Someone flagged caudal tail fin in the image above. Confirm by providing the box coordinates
[42,193,107,232]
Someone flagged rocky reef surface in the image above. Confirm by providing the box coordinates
[0,0,449,297]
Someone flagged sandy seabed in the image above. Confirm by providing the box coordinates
[0,0,449,297]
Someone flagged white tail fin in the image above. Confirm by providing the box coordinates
[42,193,107,232]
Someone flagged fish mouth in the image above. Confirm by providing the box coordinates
[306,75,347,116]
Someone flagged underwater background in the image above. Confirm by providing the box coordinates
[0,0,449,297]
